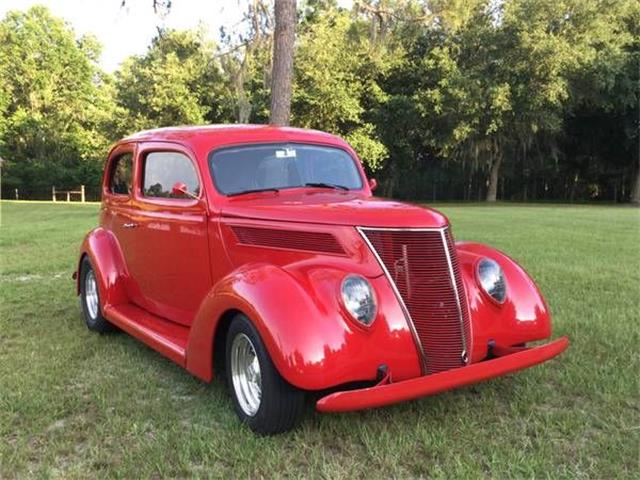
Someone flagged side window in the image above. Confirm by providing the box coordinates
[142,151,200,199]
[109,153,133,195]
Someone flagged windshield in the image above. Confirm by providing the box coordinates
[209,143,364,195]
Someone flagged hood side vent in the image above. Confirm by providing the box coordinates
[231,226,345,255]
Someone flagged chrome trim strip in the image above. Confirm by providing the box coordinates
[358,227,446,232]
[357,227,428,374]
[440,229,469,364]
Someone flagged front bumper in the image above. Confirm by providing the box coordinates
[316,336,569,412]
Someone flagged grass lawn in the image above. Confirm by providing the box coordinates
[1,201,638,478]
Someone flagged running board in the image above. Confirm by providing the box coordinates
[103,303,189,366]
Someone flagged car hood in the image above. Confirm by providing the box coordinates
[220,191,449,228]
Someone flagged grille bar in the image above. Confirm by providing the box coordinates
[444,228,472,363]
[359,227,470,375]
[440,229,469,364]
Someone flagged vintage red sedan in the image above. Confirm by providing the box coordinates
[75,125,568,434]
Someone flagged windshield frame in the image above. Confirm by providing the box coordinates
[207,141,366,197]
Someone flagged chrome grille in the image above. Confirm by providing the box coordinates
[360,227,471,374]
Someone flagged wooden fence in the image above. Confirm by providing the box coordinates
[52,185,86,202]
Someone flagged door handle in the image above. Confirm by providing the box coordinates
[123,223,138,229]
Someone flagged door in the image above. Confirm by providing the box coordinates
[124,143,212,326]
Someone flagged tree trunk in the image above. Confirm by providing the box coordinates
[486,154,502,202]
[630,157,640,205]
[569,173,579,203]
[269,0,296,126]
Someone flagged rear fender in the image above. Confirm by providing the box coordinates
[186,263,422,390]
[456,242,552,363]
[77,227,129,308]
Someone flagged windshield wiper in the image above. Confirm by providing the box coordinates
[304,182,349,191]
[227,188,279,197]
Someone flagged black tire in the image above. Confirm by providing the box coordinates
[79,257,113,333]
[225,314,305,435]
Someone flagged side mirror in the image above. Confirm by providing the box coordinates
[171,181,198,199]
[368,178,378,192]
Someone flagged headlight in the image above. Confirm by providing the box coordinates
[477,258,507,304]
[341,275,377,326]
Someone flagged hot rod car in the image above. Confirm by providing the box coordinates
[76,125,568,434]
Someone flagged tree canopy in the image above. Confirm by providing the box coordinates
[0,1,637,202]
[114,28,234,134]
[0,6,114,197]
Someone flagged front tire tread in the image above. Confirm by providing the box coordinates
[79,257,113,333]
[225,314,305,435]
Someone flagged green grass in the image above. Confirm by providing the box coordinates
[1,201,638,479]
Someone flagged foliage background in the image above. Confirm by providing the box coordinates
[0,0,638,202]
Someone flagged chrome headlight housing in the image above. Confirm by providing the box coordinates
[477,258,507,304]
[341,275,377,326]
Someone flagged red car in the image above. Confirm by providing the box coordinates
[76,125,568,434]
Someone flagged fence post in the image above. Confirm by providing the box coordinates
[52,186,56,202]
[81,185,85,203]
[15,188,18,200]
[66,191,70,202]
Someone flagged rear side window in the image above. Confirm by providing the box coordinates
[142,152,200,198]
[109,153,133,195]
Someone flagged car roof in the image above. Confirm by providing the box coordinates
[121,124,346,149]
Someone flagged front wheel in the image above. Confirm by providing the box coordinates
[225,314,305,434]
[79,257,113,333]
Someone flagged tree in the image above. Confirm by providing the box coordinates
[217,0,274,123]
[0,6,115,198]
[374,0,639,202]
[270,0,297,125]
[139,0,297,126]
[563,0,639,203]
[293,6,389,170]
[114,28,234,135]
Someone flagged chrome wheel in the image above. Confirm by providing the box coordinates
[84,270,99,320]
[230,333,262,416]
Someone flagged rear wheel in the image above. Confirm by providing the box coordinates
[79,257,113,333]
[225,314,305,434]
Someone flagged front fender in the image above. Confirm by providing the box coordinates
[456,242,552,363]
[77,227,129,308]
[186,263,422,390]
